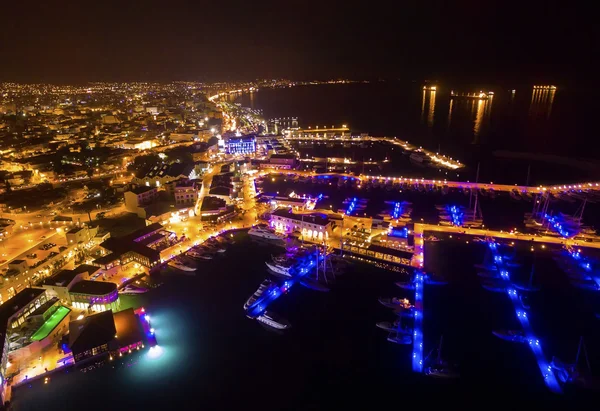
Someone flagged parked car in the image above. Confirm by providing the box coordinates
[26,253,37,259]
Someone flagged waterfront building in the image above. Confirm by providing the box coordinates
[343,243,413,266]
[93,223,165,270]
[68,281,120,312]
[68,308,144,364]
[41,265,99,303]
[1,288,48,398]
[270,208,333,241]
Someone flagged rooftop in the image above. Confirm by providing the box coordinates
[113,308,144,347]
[10,259,26,265]
[201,196,227,211]
[0,288,46,323]
[42,269,82,287]
[31,305,71,342]
[130,186,157,195]
[271,208,330,226]
[69,280,117,296]
[367,244,413,259]
[69,310,116,353]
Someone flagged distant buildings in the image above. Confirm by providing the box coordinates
[225,136,256,155]
[132,163,196,188]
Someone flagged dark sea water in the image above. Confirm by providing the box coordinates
[235,83,598,185]
[11,233,600,410]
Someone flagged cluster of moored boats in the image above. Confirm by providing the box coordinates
[168,233,234,273]
[377,271,457,378]
[244,243,345,331]
[436,204,483,229]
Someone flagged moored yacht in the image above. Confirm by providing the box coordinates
[244,279,274,310]
[168,256,197,272]
[265,259,294,278]
[249,226,286,242]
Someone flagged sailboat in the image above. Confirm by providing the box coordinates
[299,246,330,292]
[513,258,540,292]
[551,337,597,388]
[424,336,459,378]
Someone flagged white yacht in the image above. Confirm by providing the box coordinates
[265,260,294,277]
[248,226,286,241]
[243,279,273,310]
[168,257,197,272]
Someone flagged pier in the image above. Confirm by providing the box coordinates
[411,272,424,372]
[486,242,562,393]
[245,252,320,319]
[411,223,600,252]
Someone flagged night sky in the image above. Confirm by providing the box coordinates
[0,1,591,84]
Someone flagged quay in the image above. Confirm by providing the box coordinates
[411,223,600,259]
[262,169,600,195]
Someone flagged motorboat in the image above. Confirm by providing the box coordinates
[513,282,541,292]
[376,321,400,332]
[119,284,149,295]
[256,310,291,330]
[569,279,600,291]
[477,271,500,279]
[425,365,460,379]
[474,263,498,271]
[244,279,273,310]
[481,280,506,293]
[424,274,448,286]
[378,297,414,310]
[492,330,528,343]
[168,256,197,272]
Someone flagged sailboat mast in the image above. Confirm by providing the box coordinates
[529,255,536,287]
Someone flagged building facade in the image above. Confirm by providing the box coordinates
[270,208,333,241]
[174,180,199,206]
[225,136,256,155]
[68,281,120,312]
[124,186,159,213]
